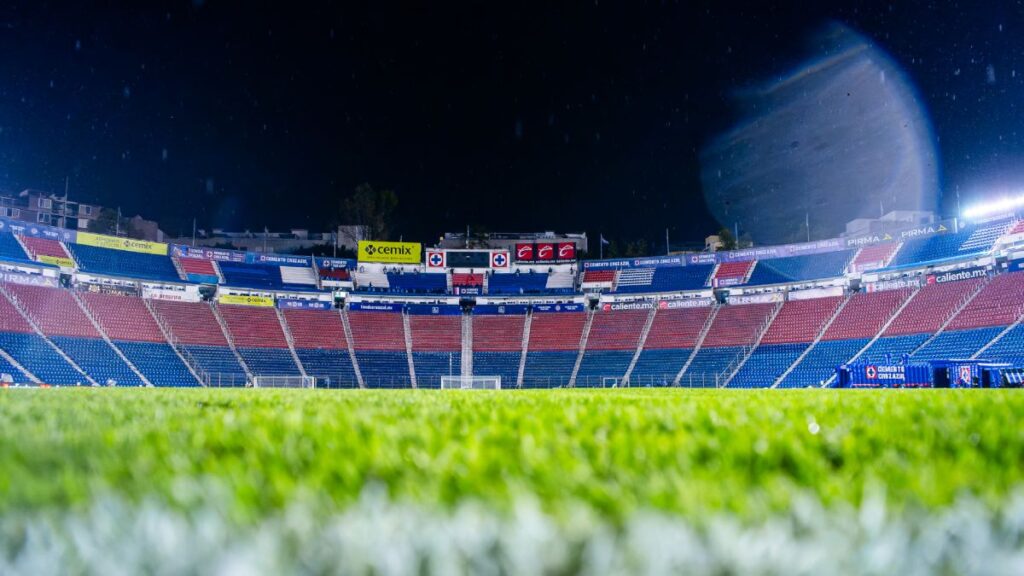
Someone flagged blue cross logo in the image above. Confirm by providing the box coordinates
[429,253,443,266]
[493,253,507,266]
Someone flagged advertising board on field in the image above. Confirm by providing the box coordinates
[357,240,422,264]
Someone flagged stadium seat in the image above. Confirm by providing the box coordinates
[522,311,586,387]
[409,314,462,388]
[0,231,30,262]
[66,243,179,282]
[283,308,357,387]
[745,250,855,286]
[348,310,411,387]
[575,309,648,386]
[472,314,526,388]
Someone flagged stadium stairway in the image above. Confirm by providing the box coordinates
[629,305,713,387]
[402,312,418,388]
[275,307,309,378]
[71,291,153,387]
[673,305,720,385]
[142,298,205,385]
[461,312,473,382]
[339,309,365,388]
[472,312,526,389]
[574,308,650,387]
[568,308,596,387]
[210,304,255,382]
[898,277,989,359]
[772,293,852,387]
[516,310,533,387]
[621,308,657,384]
[522,310,586,388]
[281,307,358,388]
[722,302,784,387]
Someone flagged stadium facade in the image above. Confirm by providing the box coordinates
[0,212,1022,389]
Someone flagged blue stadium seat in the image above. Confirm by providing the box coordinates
[181,344,247,384]
[630,349,691,386]
[911,327,1004,361]
[237,348,301,376]
[219,262,285,290]
[727,343,808,388]
[472,351,521,387]
[746,250,855,286]
[488,273,549,295]
[386,273,447,294]
[0,332,84,385]
[778,339,866,388]
[886,219,1012,269]
[980,324,1024,366]
[50,336,145,386]
[67,244,180,282]
[574,350,634,386]
[680,346,744,387]
[412,351,461,388]
[859,334,930,363]
[116,341,198,387]
[522,351,577,388]
[0,231,30,262]
[295,349,358,387]
[355,350,412,388]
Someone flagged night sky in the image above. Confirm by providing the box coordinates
[1,2,1023,247]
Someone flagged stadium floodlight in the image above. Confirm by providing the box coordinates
[962,194,1024,220]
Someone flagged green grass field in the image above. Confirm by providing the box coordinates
[2,388,1023,574]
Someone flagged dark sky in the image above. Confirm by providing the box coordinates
[1,2,1023,247]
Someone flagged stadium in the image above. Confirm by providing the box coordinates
[0,213,1023,391]
[5,4,1024,575]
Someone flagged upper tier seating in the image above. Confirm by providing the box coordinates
[710,261,753,286]
[280,266,318,288]
[850,243,900,272]
[353,270,389,291]
[581,270,615,284]
[820,288,912,341]
[488,272,548,295]
[20,236,71,262]
[218,304,289,348]
[0,231,29,261]
[888,219,1012,267]
[883,277,983,336]
[177,258,219,283]
[946,272,1024,330]
[760,296,843,344]
[219,262,288,291]
[1007,220,1024,236]
[614,266,713,293]
[700,303,776,348]
[452,273,483,287]
[67,244,179,282]
[746,250,855,286]
[319,267,351,281]
[386,272,447,294]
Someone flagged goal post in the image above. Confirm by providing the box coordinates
[440,375,501,390]
[251,375,317,389]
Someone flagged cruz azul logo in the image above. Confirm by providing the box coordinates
[865,365,878,379]
[491,251,509,268]
[426,251,445,268]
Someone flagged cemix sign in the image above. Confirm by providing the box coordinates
[357,240,422,264]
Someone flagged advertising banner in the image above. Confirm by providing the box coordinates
[348,301,403,313]
[0,216,77,243]
[36,255,75,268]
[141,285,201,302]
[253,253,312,266]
[515,243,534,262]
[0,270,58,288]
[557,242,576,261]
[787,286,845,301]
[405,303,462,316]
[583,255,685,270]
[78,232,168,255]
[532,303,585,313]
[926,266,988,285]
[358,240,421,264]
[842,363,931,388]
[171,245,246,263]
[601,301,654,312]
[277,298,332,311]
[78,282,140,297]
[865,277,922,293]
[318,258,355,269]
[473,304,529,315]
[490,251,510,269]
[728,292,784,305]
[1008,259,1024,273]
[658,298,714,309]
[219,294,275,307]
[426,250,446,268]
[535,242,555,261]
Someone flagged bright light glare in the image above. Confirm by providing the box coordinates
[962,195,1024,219]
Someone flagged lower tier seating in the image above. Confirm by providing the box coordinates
[980,324,1024,365]
[522,351,577,388]
[295,349,358,387]
[237,347,301,376]
[728,343,809,388]
[180,345,247,385]
[411,351,461,388]
[51,336,144,386]
[355,350,411,388]
[911,327,1004,361]
[629,348,691,386]
[0,332,84,385]
[116,341,198,387]
[778,338,868,388]
[574,350,634,386]
[472,351,521,388]
[0,354,29,383]
[680,346,744,387]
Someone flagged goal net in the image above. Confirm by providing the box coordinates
[440,375,501,390]
[251,375,316,389]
